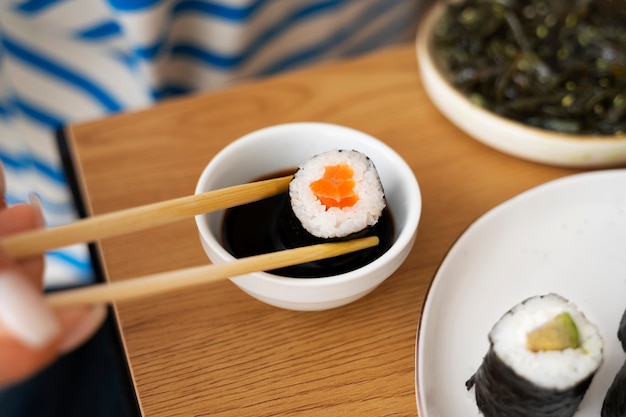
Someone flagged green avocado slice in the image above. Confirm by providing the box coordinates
[526,312,580,352]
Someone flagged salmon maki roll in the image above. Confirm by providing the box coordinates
[289,149,386,239]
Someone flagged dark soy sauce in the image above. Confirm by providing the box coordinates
[220,170,395,278]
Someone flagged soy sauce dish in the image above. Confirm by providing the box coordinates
[194,122,421,311]
[416,1,626,168]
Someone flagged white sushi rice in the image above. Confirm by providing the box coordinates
[289,149,386,239]
[490,293,603,390]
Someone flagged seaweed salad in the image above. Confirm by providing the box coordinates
[432,0,626,135]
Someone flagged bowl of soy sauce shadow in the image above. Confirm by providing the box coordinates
[416,1,626,168]
[194,122,421,311]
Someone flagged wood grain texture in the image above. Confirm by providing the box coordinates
[66,43,581,416]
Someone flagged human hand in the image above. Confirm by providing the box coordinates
[0,170,106,387]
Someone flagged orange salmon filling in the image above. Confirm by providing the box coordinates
[310,164,359,210]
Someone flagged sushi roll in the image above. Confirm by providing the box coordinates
[221,149,393,278]
[289,149,386,239]
[466,293,603,417]
[601,308,626,417]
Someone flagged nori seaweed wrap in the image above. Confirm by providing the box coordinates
[601,308,626,417]
[467,294,603,417]
[618,308,626,352]
[602,361,626,417]
[466,348,594,417]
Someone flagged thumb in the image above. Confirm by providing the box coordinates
[0,269,107,387]
[0,269,60,348]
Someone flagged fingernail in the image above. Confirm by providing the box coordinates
[28,193,46,228]
[59,304,107,354]
[0,271,60,348]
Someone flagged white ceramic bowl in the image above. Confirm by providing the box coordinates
[416,3,626,168]
[195,122,421,311]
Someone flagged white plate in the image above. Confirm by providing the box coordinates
[416,169,626,417]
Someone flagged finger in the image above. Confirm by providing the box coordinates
[0,192,108,388]
[0,202,42,236]
[56,304,107,354]
[0,304,106,387]
[0,202,45,286]
[0,270,60,349]
[0,336,53,386]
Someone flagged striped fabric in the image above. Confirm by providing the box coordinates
[0,0,426,288]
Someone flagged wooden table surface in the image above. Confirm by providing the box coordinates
[65,43,584,416]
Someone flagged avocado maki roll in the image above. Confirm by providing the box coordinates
[466,293,604,417]
[601,308,626,417]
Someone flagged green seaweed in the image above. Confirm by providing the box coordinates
[432,0,626,135]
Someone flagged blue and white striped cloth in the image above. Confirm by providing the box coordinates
[0,0,426,288]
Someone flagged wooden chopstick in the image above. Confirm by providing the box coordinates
[45,236,379,308]
[1,175,293,260]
